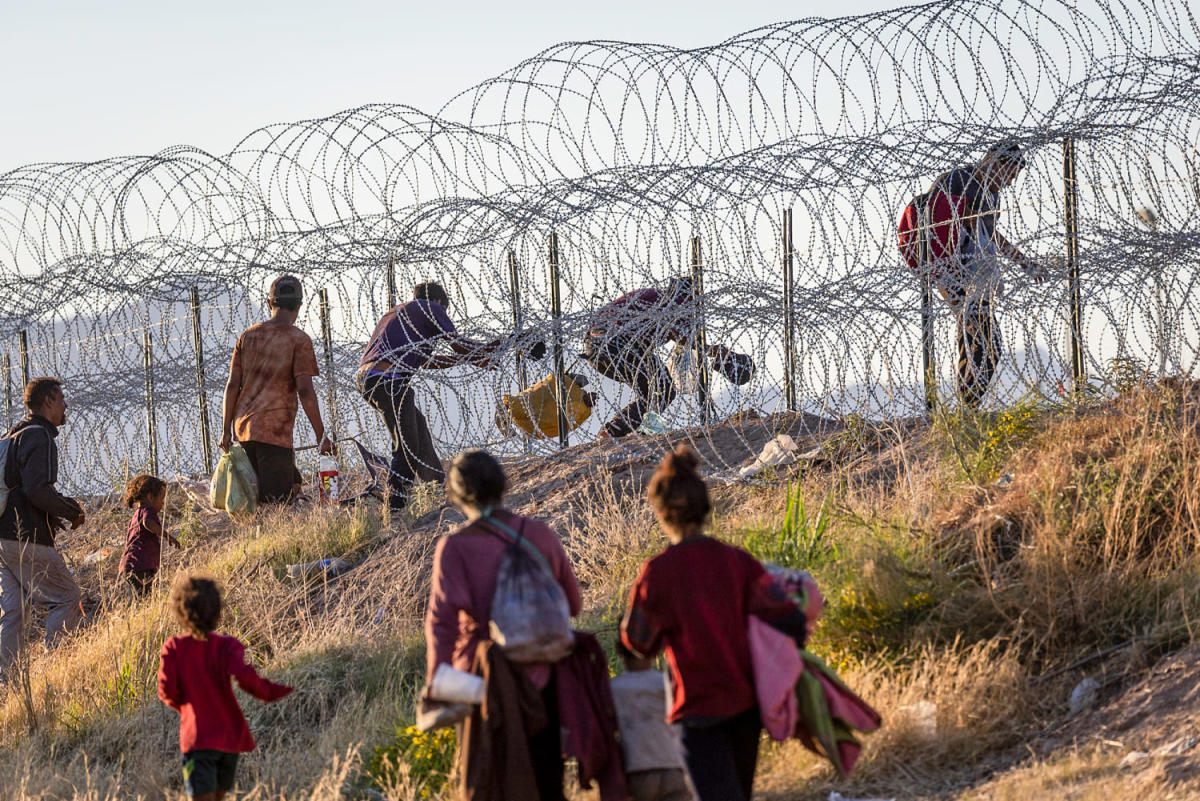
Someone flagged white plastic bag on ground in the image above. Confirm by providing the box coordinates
[899,700,937,738]
[739,434,800,478]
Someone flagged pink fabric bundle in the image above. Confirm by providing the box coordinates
[749,569,882,778]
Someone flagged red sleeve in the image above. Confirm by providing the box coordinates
[157,640,183,711]
[621,559,665,659]
[226,637,293,702]
[740,552,808,646]
[424,537,469,680]
[928,191,969,262]
[740,551,801,622]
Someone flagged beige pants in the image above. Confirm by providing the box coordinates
[627,768,693,801]
[0,539,82,674]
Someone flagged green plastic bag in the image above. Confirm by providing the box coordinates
[225,444,258,517]
[209,451,232,510]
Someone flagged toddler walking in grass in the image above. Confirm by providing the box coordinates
[117,475,179,595]
[158,576,293,800]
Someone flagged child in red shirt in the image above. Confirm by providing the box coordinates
[621,446,807,801]
[117,475,180,595]
[158,576,292,800]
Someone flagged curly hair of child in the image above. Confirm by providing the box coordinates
[170,575,222,638]
[124,474,167,508]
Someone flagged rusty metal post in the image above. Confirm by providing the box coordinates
[508,251,529,395]
[387,254,397,310]
[548,233,570,449]
[3,354,11,427]
[1064,136,1085,390]
[918,198,936,412]
[18,330,29,387]
[690,235,711,425]
[143,330,159,475]
[318,288,338,444]
[782,209,797,412]
[190,287,214,475]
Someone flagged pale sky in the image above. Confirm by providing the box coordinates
[0,0,901,170]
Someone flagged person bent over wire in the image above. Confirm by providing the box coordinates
[583,276,729,438]
[358,282,502,516]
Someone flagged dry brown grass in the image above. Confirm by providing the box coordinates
[0,503,430,801]
[5,388,1200,800]
[928,383,1200,670]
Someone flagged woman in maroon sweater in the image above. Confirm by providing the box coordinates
[424,449,582,801]
[621,445,807,801]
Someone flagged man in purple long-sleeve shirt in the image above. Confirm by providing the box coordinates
[358,282,502,516]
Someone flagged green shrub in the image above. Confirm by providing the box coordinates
[367,725,456,798]
[935,396,1046,483]
[741,482,839,571]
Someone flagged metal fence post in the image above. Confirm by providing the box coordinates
[318,288,338,444]
[547,233,570,449]
[190,287,214,475]
[508,251,529,395]
[18,330,29,387]
[918,200,936,412]
[782,209,797,412]
[387,254,397,310]
[690,235,711,425]
[3,354,10,427]
[1063,136,1085,390]
[143,330,159,475]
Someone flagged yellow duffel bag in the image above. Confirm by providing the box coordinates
[499,372,593,439]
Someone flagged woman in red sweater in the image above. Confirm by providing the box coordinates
[621,445,807,801]
[424,449,583,801]
[157,576,292,801]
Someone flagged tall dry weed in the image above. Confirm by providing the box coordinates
[932,382,1200,665]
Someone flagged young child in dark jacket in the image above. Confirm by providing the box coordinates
[117,475,179,595]
[157,576,292,800]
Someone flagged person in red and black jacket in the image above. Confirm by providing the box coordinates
[621,445,806,801]
[158,576,292,801]
[925,143,1049,407]
[583,277,731,438]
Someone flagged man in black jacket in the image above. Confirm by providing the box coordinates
[0,378,86,678]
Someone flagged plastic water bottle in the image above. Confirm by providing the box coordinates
[318,454,339,505]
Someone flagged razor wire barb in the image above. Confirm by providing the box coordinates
[1,0,1199,494]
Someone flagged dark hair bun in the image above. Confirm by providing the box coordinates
[663,444,700,477]
[648,445,710,529]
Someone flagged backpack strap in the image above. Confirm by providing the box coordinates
[475,511,555,576]
[0,423,46,487]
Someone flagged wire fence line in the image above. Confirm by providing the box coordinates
[0,0,1198,495]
